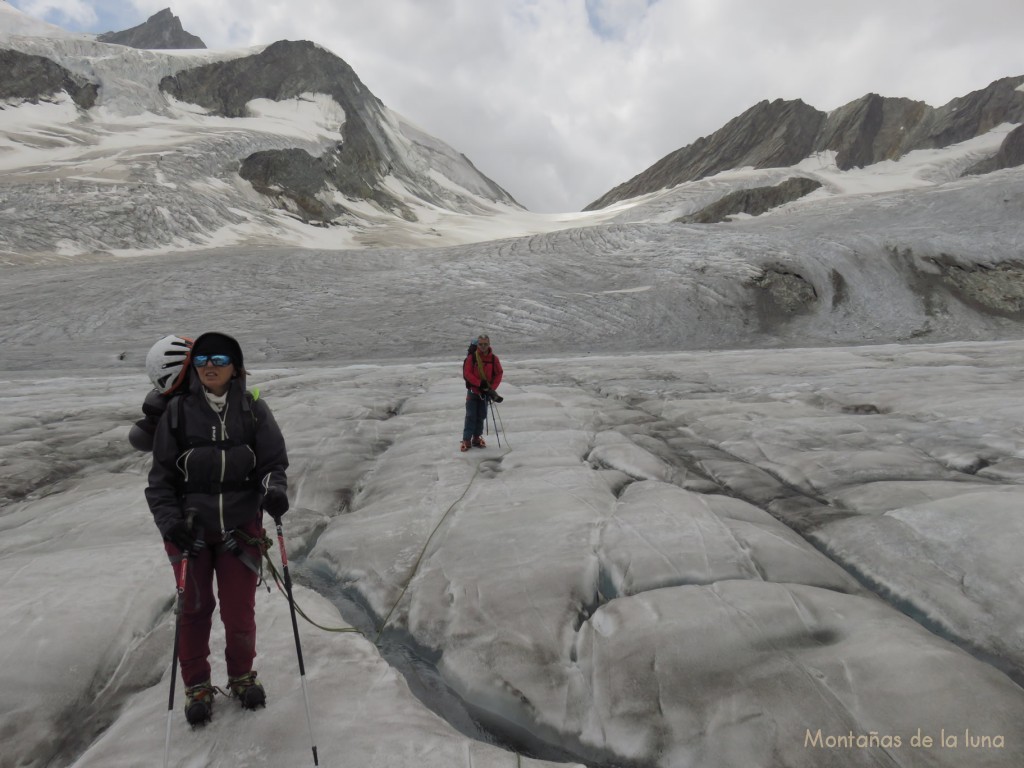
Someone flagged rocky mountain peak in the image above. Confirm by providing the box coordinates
[587,74,1024,210]
[158,39,518,221]
[586,98,823,210]
[96,7,205,49]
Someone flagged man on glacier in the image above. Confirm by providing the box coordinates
[461,334,503,452]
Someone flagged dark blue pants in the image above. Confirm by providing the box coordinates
[463,393,488,441]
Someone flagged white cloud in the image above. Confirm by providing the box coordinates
[12,0,97,26]
[7,0,1024,211]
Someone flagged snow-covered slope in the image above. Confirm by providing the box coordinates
[0,16,544,255]
[3,163,1023,370]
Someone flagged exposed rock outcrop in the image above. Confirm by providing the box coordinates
[677,177,822,223]
[965,124,1024,175]
[925,254,1024,317]
[239,147,348,221]
[750,268,819,330]
[96,8,205,50]
[587,75,1024,210]
[0,49,98,108]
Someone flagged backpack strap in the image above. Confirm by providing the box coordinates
[464,349,494,390]
[169,393,187,450]
[474,350,490,387]
[241,389,260,446]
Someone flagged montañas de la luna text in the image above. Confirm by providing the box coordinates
[804,729,1005,750]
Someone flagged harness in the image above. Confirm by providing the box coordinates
[225,526,273,583]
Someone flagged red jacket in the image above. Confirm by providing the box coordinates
[463,349,503,396]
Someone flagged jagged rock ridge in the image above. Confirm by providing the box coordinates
[96,8,205,49]
[587,75,1024,210]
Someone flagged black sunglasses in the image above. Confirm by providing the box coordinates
[193,354,232,368]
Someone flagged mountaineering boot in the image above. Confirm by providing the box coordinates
[184,680,216,726]
[472,436,486,448]
[460,439,471,452]
[228,670,266,710]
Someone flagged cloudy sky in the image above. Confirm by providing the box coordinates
[6,0,1024,212]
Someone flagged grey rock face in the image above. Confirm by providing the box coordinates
[815,94,928,170]
[750,268,819,329]
[996,124,1024,169]
[239,147,348,221]
[924,75,1024,148]
[0,49,98,108]
[677,177,822,223]
[924,254,1024,317]
[587,75,1024,210]
[965,124,1024,175]
[96,8,206,49]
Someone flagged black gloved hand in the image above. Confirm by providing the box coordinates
[263,486,289,517]
[479,381,490,392]
[165,519,197,553]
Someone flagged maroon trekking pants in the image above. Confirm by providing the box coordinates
[166,521,263,687]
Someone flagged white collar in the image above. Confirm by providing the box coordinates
[204,388,228,412]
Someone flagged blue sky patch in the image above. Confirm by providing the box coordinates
[7,0,142,34]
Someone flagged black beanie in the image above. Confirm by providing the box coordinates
[191,332,244,369]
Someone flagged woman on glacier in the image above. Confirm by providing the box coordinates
[145,331,289,726]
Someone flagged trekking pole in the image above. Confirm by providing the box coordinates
[490,399,504,448]
[491,400,501,447]
[163,523,202,768]
[272,514,319,766]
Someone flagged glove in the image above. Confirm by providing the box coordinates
[479,381,490,392]
[165,519,197,553]
[263,486,289,517]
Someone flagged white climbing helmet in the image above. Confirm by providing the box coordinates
[145,334,193,394]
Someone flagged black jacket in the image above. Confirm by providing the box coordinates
[145,366,288,538]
